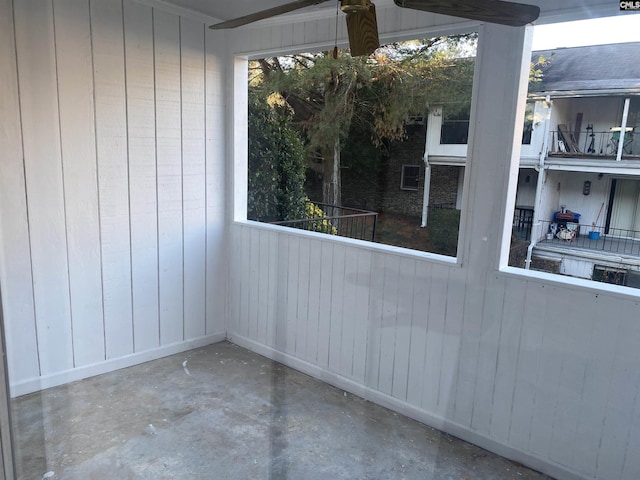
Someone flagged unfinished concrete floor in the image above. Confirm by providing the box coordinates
[11,342,552,479]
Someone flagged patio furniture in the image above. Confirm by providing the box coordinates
[610,127,634,154]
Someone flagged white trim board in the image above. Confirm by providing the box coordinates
[9,332,226,398]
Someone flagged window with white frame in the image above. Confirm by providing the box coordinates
[245,34,478,257]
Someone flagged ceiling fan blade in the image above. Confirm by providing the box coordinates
[346,3,380,56]
[393,0,540,26]
[209,0,332,29]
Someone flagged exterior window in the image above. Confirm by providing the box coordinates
[401,165,420,190]
[440,110,470,144]
[592,265,627,286]
[522,103,534,144]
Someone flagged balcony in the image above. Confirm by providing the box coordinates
[547,127,640,160]
[536,220,640,257]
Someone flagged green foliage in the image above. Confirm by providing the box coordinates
[250,35,479,151]
[529,54,550,90]
[304,200,337,235]
[247,92,307,222]
[427,208,461,256]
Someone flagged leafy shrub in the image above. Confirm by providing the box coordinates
[304,200,337,235]
[247,92,306,222]
[427,208,460,256]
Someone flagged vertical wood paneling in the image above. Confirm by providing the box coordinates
[437,268,465,417]
[365,252,384,387]
[405,261,429,406]
[292,23,306,47]
[181,17,207,340]
[454,269,486,426]
[548,297,597,467]
[280,23,294,50]
[391,257,414,400]
[575,296,620,477]
[256,230,270,346]
[596,311,640,480]
[123,1,160,352]
[526,286,564,458]
[420,262,447,412]
[378,254,400,395]
[228,225,242,336]
[14,0,74,374]
[54,0,105,367]
[305,238,322,363]
[247,230,259,340]
[154,9,184,345]
[508,283,548,451]
[283,236,299,354]
[227,222,640,480]
[91,0,134,359]
[295,239,311,359]
[3,1,228,393]
[489,277,525,443]
[316,241,334,367]
[0,0,40,382]
[204,29,226,336]
[470,275,506,434]
[340,247,358,377]
[328,244,346,372]
[265,231,278,347]
[622,350,640,480]
[274,234,290,353]
[239,226,252,339]
[351,249,372,383]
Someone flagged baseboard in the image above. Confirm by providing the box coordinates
[10,332,226,398]
[229,333,587,480]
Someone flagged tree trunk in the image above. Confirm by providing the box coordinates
[322,138,341,207]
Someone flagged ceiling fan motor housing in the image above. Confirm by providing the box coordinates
[340,0,372,14]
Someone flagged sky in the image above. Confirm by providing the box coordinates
[532,14,640,50]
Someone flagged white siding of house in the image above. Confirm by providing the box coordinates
[0,0,227,396]
[226,15,640,480]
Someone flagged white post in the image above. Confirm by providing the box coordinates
[458,23,533,271]
[525,99,552,270]
[421,157,431,227]
[616,97,631,161]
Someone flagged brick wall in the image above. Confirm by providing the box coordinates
[381,124,461,215]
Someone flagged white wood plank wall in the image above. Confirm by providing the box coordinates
[0,0,227,396]
[226,12,640,480]
[228,223,640,480]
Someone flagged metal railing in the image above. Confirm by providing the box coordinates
[537,220,640,256]
[270,202,378,242]
[547,129,638,158]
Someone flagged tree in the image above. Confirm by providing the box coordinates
[247,92,307,223]
[250,34,478,207]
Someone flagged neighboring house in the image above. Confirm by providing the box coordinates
[403,42,640,285]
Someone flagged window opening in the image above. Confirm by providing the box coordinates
[400,165,420,191]
[508,19,640,291]
[247,34,478,257]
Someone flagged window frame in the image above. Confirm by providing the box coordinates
[400,164,421,191]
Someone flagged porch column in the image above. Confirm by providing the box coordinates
[458,23,533,272]
[616,97,631,161]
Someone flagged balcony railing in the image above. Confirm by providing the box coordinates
[270,202,378,242]
[536,220,640,256]
[547,128,638,158]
